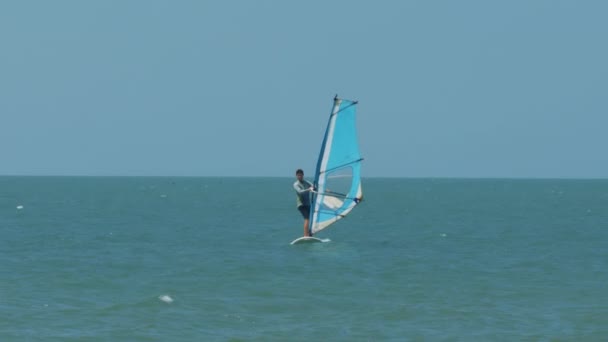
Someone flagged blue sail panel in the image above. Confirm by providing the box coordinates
[310,97,363,235]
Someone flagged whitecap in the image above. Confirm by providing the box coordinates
[159,295,173,303]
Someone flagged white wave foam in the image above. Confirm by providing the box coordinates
[159,295,173,303]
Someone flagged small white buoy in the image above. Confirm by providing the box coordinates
[159,295,173,303]
[440,233,447,237]
[16,205,24,210]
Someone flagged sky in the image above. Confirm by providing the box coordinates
[1,1,607,178]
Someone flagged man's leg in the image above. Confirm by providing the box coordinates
[303,218,310,237]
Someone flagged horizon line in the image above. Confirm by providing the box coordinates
[1,174,607,181]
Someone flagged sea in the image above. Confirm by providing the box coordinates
[1,176,607,341]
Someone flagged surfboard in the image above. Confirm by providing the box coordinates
[290,236,330,245]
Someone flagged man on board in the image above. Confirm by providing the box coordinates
[293,169,314,237]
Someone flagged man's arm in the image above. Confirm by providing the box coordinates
[307,181,315,191]
[294,182,313,193]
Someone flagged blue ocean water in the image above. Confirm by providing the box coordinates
[1,177,607,341]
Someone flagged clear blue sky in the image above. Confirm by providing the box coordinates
[1,1,606,178]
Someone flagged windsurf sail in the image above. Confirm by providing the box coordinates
[309,96,363,235]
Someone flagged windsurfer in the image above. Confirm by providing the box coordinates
[293,169,314,237]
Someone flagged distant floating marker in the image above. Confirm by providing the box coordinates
[16,205,24,210]
[440,233,447,237]
[159,295,173,303]
[160,194,167,198]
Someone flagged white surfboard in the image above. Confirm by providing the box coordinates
[290,236,330,245]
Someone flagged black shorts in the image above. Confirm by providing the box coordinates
[298,205,310,219]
